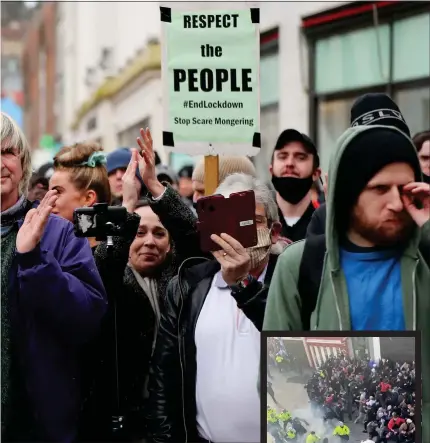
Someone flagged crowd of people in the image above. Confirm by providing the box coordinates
[267,339,417,443]
[304,354,416,442]
[1,90,429,443]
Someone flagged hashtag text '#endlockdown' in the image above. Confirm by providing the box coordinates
[183,100,244,109]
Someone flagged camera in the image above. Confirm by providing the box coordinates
[73,203,128,241]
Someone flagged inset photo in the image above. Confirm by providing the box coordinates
[266,335,418,443]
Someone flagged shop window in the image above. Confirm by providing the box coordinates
[260,53,279,107]
[393,13,430,82]
[317,97,358,173]
[395,86,430,137]
[315,25,390,94]
[317,86,430,173]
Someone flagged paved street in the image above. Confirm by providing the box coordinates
[267,367,370,443]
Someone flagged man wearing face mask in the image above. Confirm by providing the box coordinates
[270,129,321,242]
[146,173,286,443]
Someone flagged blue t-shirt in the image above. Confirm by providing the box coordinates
[340,247,405,330]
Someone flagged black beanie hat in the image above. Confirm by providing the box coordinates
[350,93,410,137]
[351,93,411,137]
[335,128,421,232]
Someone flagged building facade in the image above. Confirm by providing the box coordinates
[1,21,25,105]
[257,1,430,180]
[64,1,341,168]
[303,1,430,173]
[281,336,352,370]
[52,2,429,171]
[72,42,163,157]
[1,20,26,129]
[280,336,415,369]
[22,2,57,149]
[55,2,163,156]
[305,336,352,368]
[256,1,342,180]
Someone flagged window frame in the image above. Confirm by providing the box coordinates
[304,2,430,149]
[260,27,280,107]
[392,81,430,136]
[256,28,280,181]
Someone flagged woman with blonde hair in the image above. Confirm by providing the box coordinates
[49,142,111,248]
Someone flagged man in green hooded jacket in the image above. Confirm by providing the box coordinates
[263,124,430,442]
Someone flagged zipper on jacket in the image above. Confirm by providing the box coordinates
[412,259,418,330]
[177,298,188,442]
[330,271,343,330]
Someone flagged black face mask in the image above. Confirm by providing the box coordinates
[271,175,314,205]
[423,173,430,185]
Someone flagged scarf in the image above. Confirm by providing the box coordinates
[1,195,28,236]
[1,196,32,417]
[128,265,161,345]
[128,265,160,399]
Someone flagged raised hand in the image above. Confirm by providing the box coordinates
[402,181,430,227]
[121,148,140,213]
[16,190,58,254]
[136,128,164,197]
[211,233,251,286]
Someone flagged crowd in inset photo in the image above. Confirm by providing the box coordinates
[304,354,416,443]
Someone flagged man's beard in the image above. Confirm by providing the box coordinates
[350,206,415,247]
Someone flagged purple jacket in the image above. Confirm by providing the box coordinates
[9,213,107,442]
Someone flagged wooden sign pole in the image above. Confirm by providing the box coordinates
[204,155,219,196]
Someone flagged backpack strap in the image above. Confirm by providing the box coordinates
[297,234,326,330]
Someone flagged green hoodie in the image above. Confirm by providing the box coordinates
[263,125,430,440]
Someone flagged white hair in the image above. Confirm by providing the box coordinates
[1,112,32,195]
[216,173,286,255]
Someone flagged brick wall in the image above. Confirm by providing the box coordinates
[22,3,56,149]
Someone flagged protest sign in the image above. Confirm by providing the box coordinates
[160,5,260,160]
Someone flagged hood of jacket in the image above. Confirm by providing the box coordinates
[325,124,422,272]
